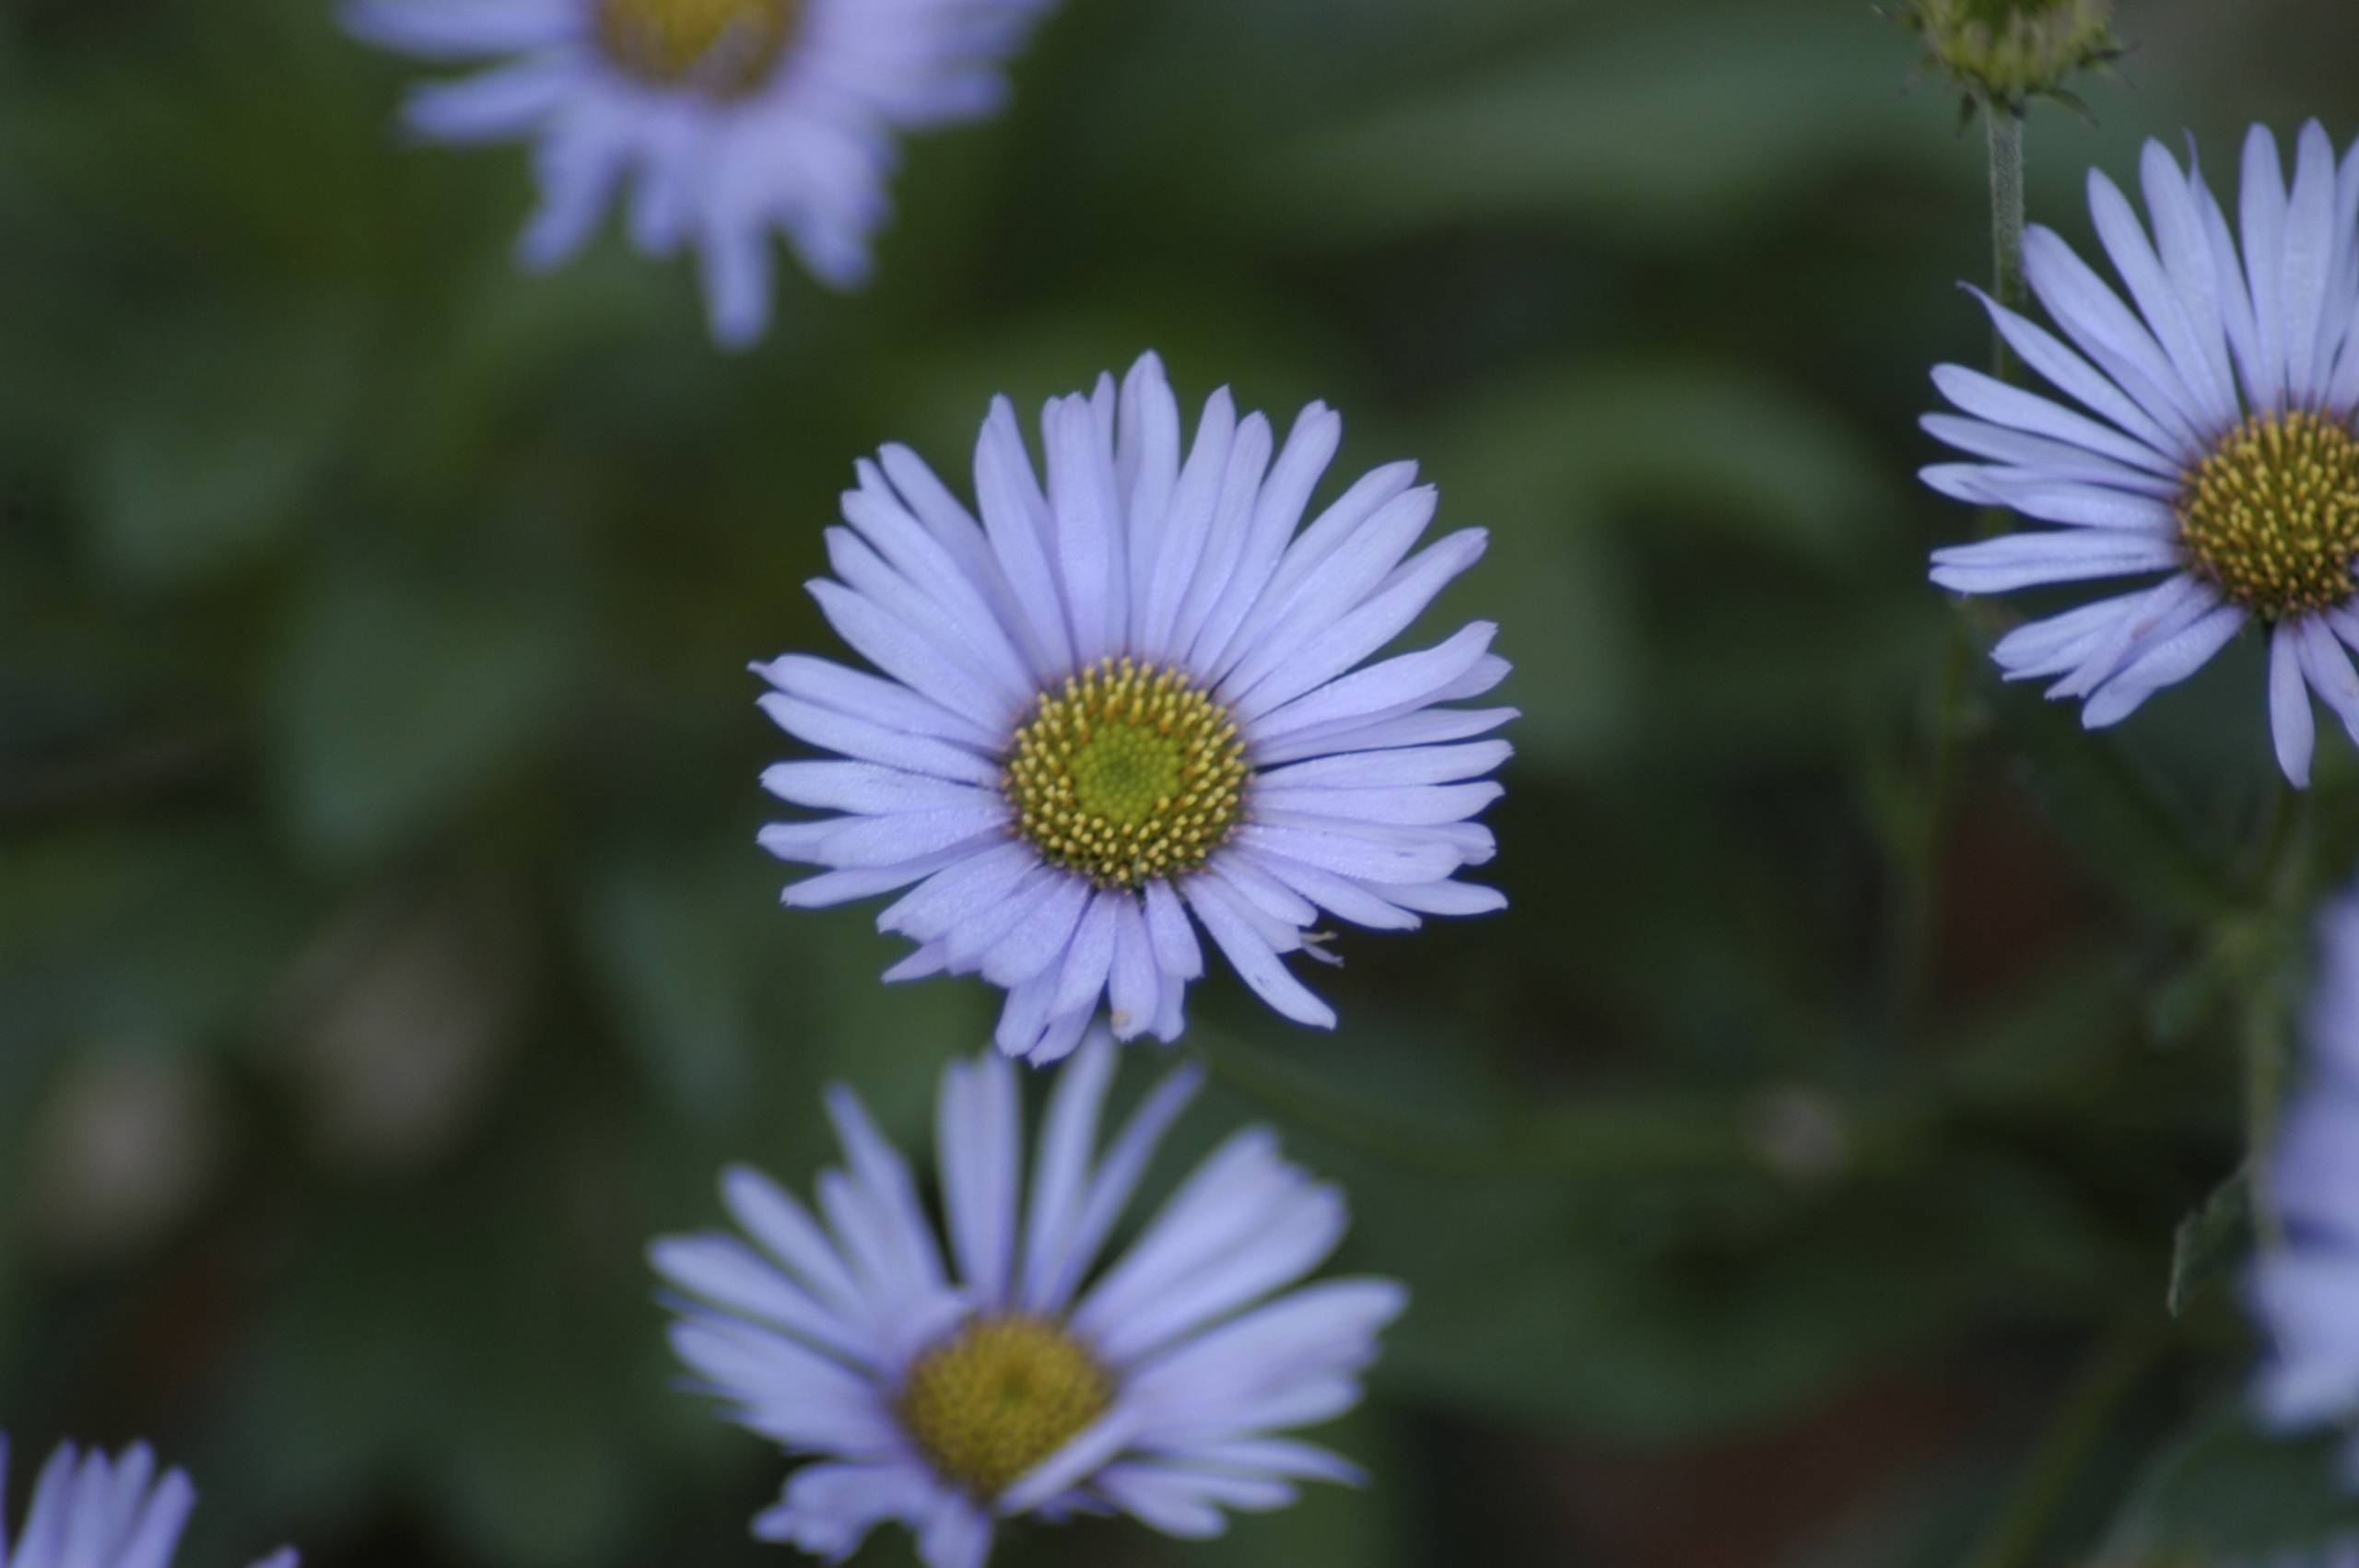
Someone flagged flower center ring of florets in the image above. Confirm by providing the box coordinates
[2177,409,2359,620]
[898,1316,1114,1498]
[593,0,800,96]
[1003,657,1250,891]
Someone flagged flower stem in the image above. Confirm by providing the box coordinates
[2244,979,2292,1253]
[1899,111,2035,1024]
[2238,779,2303,1251]
[1987,108,2027,374]
[1957,1314,2170,1568]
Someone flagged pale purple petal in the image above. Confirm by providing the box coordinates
[1046,393,1121,663]
[1165,414,1273,663]
[936,1056,1019,1310]
[1929,529,2182,594]
[2023,224,2207,447]
[2281,122,2341,408]
[2272,619,2318,786]
[1254,705,1518,767]
[1920,411,2181,494]
[1930,361,2196,472]
[345,0,578,58]
[1229,531,1490,720]
[1180,881,1335,1029]
[2088,166,2237,431]
[1106,896,1161,1041]
[979,874,1091,988]
[1019,1032,1120,1313]
[401,56,574,141]
[2241,125,2293,409]
[2080,603,2247,727]
[1139,389,1238,661]
[1250,622,1501,743]
[2298,614,2359,743]
[1189,404,1342,676]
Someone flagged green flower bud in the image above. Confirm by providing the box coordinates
[1891,0,2121,119]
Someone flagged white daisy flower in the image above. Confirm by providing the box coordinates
[345,0,1056,347]
[650,1033,1404,1567]
[2252,890,2359,1471]
[0,1436,297,1568]
[1922,123,2359,786]
[757,351,1512,1061]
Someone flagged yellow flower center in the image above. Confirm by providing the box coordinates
[2177,410,2359,620]
[898,1316,1114,1499]
[1003,657,1249,891]
[593,0,800,97]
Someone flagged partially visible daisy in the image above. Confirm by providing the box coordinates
[2252,890,2359,1473]
[1921,123,2359,785]
[0,1436,298,1568]
[757,351,1511,1061]
[651,1032,1403,1567]
[346,0,1055,346]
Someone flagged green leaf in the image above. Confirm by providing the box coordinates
[1421,360,1900,772]
[79,304,364,588]
[1262,13,1967,245]
[2103,1403,2359,1561]
[1193,1031,2114,1445]
[2166,1167,2251,1318]
[0,822,313,1060]
[574,855,757,1121]
[268,564,577,864]
[1435,362,1896,561]
[218,1150,672,1568]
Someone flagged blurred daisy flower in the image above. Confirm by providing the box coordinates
[1922,123,2359,786]
[0,1436,297,1568]
[651,1034,1403,1566]
[346,0,1055,346]
[2252,890,2359,1469]
[757,351,1511,1060]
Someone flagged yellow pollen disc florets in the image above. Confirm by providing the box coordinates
[1003,657,1249,891]
[594,0,800,96]
[898,1316,1114,1499]
[2177,409,2359,620]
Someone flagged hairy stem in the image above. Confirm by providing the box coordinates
[1988,108,2027,372]
[1901,110,2034,1022]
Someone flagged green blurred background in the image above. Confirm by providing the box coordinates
[8,0,2359,1563]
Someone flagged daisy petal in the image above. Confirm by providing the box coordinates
[2273,619,2318,786]
[1928,530,2181,594]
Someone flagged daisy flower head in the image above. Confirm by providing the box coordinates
[0,1435,298,1568]
[345,0,1057,347]
[651,1033,1404,1566]
[1922,123,2359,786]
[2252,889,2359,1468]
[757,351,1513,1061]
